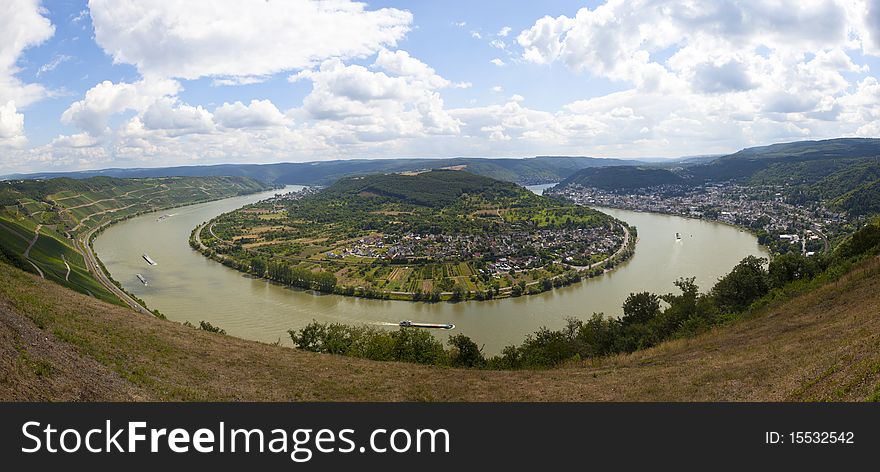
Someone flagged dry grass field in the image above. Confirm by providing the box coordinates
[2,256,879,401]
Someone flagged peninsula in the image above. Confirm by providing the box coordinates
[194,170,633,301]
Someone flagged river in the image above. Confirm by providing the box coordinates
[93,184,768,354]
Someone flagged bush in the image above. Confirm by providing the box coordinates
[448,334,485,368]
[199,321,226,335]
[289,321,448,365]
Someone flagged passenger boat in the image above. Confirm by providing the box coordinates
[142,254,158,266]
[136,274,148,285]
[399,320,455,330]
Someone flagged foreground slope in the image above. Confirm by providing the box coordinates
[2,256,878,401]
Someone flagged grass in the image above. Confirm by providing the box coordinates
[2,254,880,401]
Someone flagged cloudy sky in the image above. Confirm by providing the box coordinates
[1,0,880,174]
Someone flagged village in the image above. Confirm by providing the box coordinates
[326,225,625,273]
[548,182,850,255]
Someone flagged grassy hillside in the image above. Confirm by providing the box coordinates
[0,176,271,302]
[1,252,879,401]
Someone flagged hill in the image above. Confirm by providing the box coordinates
[4,156,642,186]
[197,170,629,302]
[320,169,529,208]
[558,166,686,190]
[2,249,879,401]
[0,176,271,304]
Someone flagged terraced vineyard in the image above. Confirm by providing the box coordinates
[0,176,271,305]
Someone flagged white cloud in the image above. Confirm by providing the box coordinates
[0,101,26,147]
[291,56,461,141]
[88,0,413,80]
[489,39,507,50]
[491,86,504,93]
[374,49,453,88]
[37,54,73,76]
[214,99,286,128]
[861,0,880,55]
[471,31,482,39]
[61,78,182,136]
[142,98,215,136]
[0,0,54,111]
[498,26,512,37]
[211,76,267,87]
[51,132,101,148]
[490,58,505,67]
[72,9,89,23]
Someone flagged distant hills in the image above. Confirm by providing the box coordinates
[4,156,643,186]
[558,138,880,216]
[8,137,880,215]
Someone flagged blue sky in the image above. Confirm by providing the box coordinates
[2,0,879,174]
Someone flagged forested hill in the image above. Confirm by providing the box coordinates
[4,156,642,186]
[319,170,531,208]
[558,138,880,216]
[557,166,686,191]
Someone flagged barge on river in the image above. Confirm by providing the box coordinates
[399,320,455,330]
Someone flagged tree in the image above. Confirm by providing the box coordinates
[710,256,769,313]
[448,334,485,367]
[450,284,465,301]
[621,292,661,325]
[250,257,266,276]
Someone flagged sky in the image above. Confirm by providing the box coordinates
[1,0,880,174]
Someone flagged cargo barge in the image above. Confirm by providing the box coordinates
[399,320,455,330]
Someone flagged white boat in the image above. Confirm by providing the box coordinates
[136,274,148,285]
[675,232,682,240]
[142,254,157,266]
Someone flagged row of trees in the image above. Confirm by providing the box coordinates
[261,259,337,293]
[289,322,485,368]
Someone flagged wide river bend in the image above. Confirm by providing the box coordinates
[94,185,768,354]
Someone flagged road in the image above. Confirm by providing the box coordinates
[62,254,71,281]
[24,224,45,279]
[75,223,152,316]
